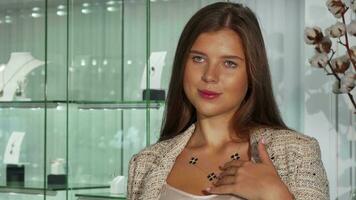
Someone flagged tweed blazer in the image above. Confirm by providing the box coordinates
[127,123,330,200]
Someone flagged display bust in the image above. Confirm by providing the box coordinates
[0,52,45,101]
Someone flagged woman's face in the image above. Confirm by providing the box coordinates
[183,28,248,119]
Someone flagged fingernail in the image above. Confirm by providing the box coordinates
[205,187,211,192]
[261,137,266,144]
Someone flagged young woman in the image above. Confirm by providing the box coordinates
[127,2,329,200]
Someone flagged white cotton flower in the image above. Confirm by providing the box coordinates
[324,27,332,37]
[347,46,356,62]
[344,71,356,85]
[333,72,356,93]
[325,22,346,38]
[326,0,346,18]
[304,26,324,45]
[315,36,332,53]
[332,81,350,93]
[351,0,356,12]
[309,53,329,68]
[347,20,356,36]
[330,55,350,73]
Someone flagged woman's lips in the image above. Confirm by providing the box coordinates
[198,89,222,100]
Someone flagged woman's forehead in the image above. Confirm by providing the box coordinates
[190,29,245,59]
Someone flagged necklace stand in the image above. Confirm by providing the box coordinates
[0,52,45,101]
[141,51,166,101]
[4,131,26,187]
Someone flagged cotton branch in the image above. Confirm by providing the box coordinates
[341,8,356,72]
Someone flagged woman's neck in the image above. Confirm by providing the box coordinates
[186,118,248,153]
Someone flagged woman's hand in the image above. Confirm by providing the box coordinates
[205,138,294,200]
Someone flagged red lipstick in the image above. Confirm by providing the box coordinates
[198,89,221,100]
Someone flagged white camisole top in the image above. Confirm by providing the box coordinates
[159,182,244,200]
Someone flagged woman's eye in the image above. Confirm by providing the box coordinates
[224,60,237,68]
[192,56,205,63]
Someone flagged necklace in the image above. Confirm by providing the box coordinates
[186,149,241,182]
[0,58,35,97]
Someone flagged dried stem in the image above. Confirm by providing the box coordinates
[328,61,356,110]
[336,8,356,111]
[337,39,347,47]
[327,61,341,82]
[326,61,356,111]
[341,9,356,72]
[347,93,356,111]
[329,49,336,61]
[323,67,333,75]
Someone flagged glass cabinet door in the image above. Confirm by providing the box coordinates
[0,0,47,199]
[0,0,229,199]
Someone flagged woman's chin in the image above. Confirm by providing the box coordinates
[196,108,227,119]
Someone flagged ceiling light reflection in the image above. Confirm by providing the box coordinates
[57,5,65,9]
[57,10,67,16]
[81,2,91,14]
[31,13,41,18]
[57,4,67,16]
[106,1,115,5]
[81,8,91,14]
[92,59,97,66]
[32,7,40,12]
[82,3,90,7]
[107,6,118,12]
[81,59,86,66]
[5,16,12,23]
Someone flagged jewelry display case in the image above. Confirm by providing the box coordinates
[0,0,225,199]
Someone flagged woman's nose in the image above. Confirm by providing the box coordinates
[201,64,219,83]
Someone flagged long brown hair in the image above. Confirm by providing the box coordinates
[158,2,289,142]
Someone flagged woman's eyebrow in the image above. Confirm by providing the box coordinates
[189,50,244,61]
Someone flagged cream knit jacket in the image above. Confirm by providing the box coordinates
[127,123,330,200]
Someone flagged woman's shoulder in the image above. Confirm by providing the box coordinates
[130,132,188,162]
[262,128,329,198]
[130,139,170,163]
[127,136,182,199]
[263,127,321,157]
[267,128,318,143]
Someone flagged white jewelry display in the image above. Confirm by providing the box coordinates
[140,51,167,90]
[110,175,127,194]
[3,131,26,164]
[50,158,66,175]
[0,52,45,101]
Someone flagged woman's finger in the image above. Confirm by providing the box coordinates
[220,159,245,170]
[205,184,234,195]
[214,175,235,186]
[218,166,237,178]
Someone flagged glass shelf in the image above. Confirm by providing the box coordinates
[0,182,109,196]
[75,193,126,200]
[0,100,164,109]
